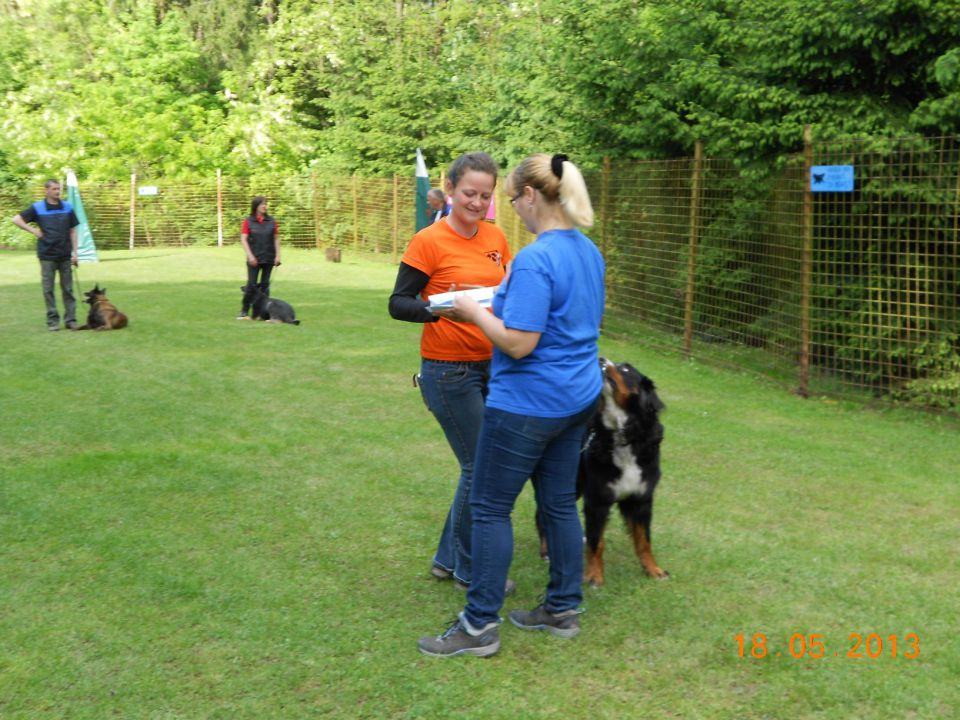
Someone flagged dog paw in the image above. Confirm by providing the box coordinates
[646,568,670,580]
[583,573,605,588]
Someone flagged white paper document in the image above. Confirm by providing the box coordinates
[427,285,498,312]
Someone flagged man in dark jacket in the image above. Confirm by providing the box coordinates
[12,179,80,331]
[427,188,450,225]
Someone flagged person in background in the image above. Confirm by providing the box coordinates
[238,196,281,320]
[427,188,450,225]
[417,153,605,658]
[389,152,513,594]
[11,179,80,331]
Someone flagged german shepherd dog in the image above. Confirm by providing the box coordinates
[538,358,667,586]
[79,285,128,330]
[243,285,300,325]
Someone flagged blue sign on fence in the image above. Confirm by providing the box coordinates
[810,165,854,192]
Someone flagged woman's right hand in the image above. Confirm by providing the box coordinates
[450,295,483,323]
[247,256,258,267]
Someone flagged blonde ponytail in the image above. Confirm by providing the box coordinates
[505,153,594,228]
[556,159,594,228]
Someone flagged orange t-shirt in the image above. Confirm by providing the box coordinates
[401,219,512,361]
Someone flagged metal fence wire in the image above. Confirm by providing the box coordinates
[4,134,958,412]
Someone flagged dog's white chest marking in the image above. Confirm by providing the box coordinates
[601,398,647,500]
[611,444,645,500]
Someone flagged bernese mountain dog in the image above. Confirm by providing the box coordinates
[539,358,668,586]
[580,358,668,586]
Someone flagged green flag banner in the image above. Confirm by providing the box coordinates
[415,147,430,233]
[66,170,98,263]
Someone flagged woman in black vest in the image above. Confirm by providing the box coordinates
[238,196,281,319]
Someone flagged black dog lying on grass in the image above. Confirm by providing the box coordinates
[242,285,300,325]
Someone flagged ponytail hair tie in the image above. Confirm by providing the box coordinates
[551,153,569,179]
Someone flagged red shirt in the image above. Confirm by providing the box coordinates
[242,217,279,235]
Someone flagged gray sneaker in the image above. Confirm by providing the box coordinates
[508,605,581,638]
[417,615,500,658]
[430,565,453,581]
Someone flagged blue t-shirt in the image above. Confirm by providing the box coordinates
[486,228,605,417]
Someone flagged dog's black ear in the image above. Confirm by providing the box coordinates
[640,385,665,414]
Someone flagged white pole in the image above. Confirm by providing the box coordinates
[216,168,224,247]
[129,173,136,250]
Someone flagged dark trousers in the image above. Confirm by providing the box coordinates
[241,263,274,313]
[40,259,76,327]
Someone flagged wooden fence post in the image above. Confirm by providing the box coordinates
[216,168,224,247]
[311,171,322,249]
[683,141,703,358]
[798,125,813,397]
[392,174,399,263]
[352,174,359,250]
[600,156,610,260]
[597,156,611,320]
[129,173,136,250]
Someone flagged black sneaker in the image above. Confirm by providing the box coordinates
[508,604,581,638]
[455,578,517,596]
[417,615,500,658]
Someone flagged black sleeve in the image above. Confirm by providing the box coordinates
[19,205,37,223]
[388,262,439,323]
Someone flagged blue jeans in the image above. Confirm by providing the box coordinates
[418,359,490,584]
[463,400,599,629]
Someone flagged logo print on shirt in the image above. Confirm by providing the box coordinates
[485,250,503,266]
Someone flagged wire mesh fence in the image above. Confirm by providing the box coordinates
[3,134,959,412]
[569,135,960,412]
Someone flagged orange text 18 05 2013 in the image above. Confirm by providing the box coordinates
[734,632,920,659]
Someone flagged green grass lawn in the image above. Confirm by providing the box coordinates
[1,247,957,719]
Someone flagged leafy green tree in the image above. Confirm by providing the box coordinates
[2,0,958,179]
[549,0,960,164]
[2,0,227,177]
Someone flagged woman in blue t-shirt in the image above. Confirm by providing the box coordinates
[417,154,605,658]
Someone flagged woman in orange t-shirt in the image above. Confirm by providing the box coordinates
[389,152,512,591]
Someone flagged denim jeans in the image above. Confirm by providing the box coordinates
[418,359,490,584]
[463,400,599,629]
[40,259,75,326]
